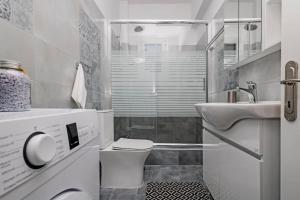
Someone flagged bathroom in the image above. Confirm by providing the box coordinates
[0,0,299,200]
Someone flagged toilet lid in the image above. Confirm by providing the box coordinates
[112,138,154,150]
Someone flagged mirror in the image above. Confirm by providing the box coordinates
[239,0,262,60]
[224,0,262,68]
[224,0,239,68]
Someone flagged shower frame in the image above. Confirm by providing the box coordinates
[109,19,209,150]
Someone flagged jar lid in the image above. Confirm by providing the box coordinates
[0,60,23,71]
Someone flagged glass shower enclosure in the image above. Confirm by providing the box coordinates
[110,20,208,145]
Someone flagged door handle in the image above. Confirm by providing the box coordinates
[203,78,206,91]
[281,61,298,121]
[281,79,300,85]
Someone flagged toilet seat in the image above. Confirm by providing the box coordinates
[112,138,154,151]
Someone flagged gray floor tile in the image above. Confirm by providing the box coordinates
[100,165,204,199]
[99,188,113,200]
[110,194,138,200]
[112,188,138,195]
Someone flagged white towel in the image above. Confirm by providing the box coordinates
[71,64,87,108]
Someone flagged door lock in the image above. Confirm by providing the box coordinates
[281,61,299,121]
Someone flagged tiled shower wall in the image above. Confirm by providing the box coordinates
[115,117,203,165]
[0,0,110,109]
[114,117,202,144]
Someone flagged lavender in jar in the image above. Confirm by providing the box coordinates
[0,60,31,112]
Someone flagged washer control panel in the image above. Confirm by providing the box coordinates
[0,110,98,197]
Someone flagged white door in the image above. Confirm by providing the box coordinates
[281,1,300,199]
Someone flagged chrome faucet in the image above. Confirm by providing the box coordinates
[236,81,257,103]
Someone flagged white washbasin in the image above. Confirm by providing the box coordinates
[195,101,281,131]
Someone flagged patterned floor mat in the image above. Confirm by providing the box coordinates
[146,182,213,200]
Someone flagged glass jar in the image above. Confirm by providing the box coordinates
[0,60,31,111]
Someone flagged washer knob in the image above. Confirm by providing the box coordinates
[25,133,56,168]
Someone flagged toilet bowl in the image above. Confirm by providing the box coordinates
[100,138,153,188]
[97,110,154,189]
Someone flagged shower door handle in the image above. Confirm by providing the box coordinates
[203,78,206,91]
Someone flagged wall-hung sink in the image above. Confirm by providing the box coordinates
[196,101,281,200]
[195,101,280,131]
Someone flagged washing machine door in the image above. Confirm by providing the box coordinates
[51,190,93,200]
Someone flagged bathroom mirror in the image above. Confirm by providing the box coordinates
[224,0,239,68]
[239,0,262,61]
[224,0,262,68]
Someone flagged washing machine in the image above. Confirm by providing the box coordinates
[0,109,100,200]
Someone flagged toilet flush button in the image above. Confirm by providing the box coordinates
[25,133,56,168]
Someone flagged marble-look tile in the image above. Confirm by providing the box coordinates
[33,0,80,59]
[100,165,204,200]
[45,0,80,28]
[114,117,131,140]
[33,39,77,87]
[0,0,11,21]
[114,117,203,144]
[179,150,203,165]
[144,165,180,182]
[114,117,157,141]
[157,117,201,143]
[0,0,33,31]
[111,189,138,195]
[82,63,93,90]
[79,8,103,109]
[257,81,281,101]
[144,165,203,183]
[209,31,240,102]
[179,165,203,182]
[31,80,77,108]
[239,51,281,85]
[0,0,106,109]
[99,188,113,200]
[145,150,179,165]
[10,0,33,31]
[0,20,35,78]
[238,50,281,101]
[110,194,141,200]
[224,69,239,90]
[79,8,101,67]
[99,188,144,200]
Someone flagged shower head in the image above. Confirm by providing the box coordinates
[134,25,144,32]
[244,24,258,31]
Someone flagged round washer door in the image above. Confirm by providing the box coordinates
[51,191,92,200]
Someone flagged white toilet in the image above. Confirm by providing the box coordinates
[97,110,154,189]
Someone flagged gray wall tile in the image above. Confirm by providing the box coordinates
[0,20,35,77]
[0,0,11,21]
[114,117,203,143]
[11,0,33,31]
[179,150,203,165]
[238,51,281,101]
[145,149,204,166]
[0,0,111,109]
[145,150,179,165]
[210,50,281,102]
[0,0,33,31]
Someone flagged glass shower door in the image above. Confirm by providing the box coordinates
[111,23,158,142]
[111,21,207,144]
